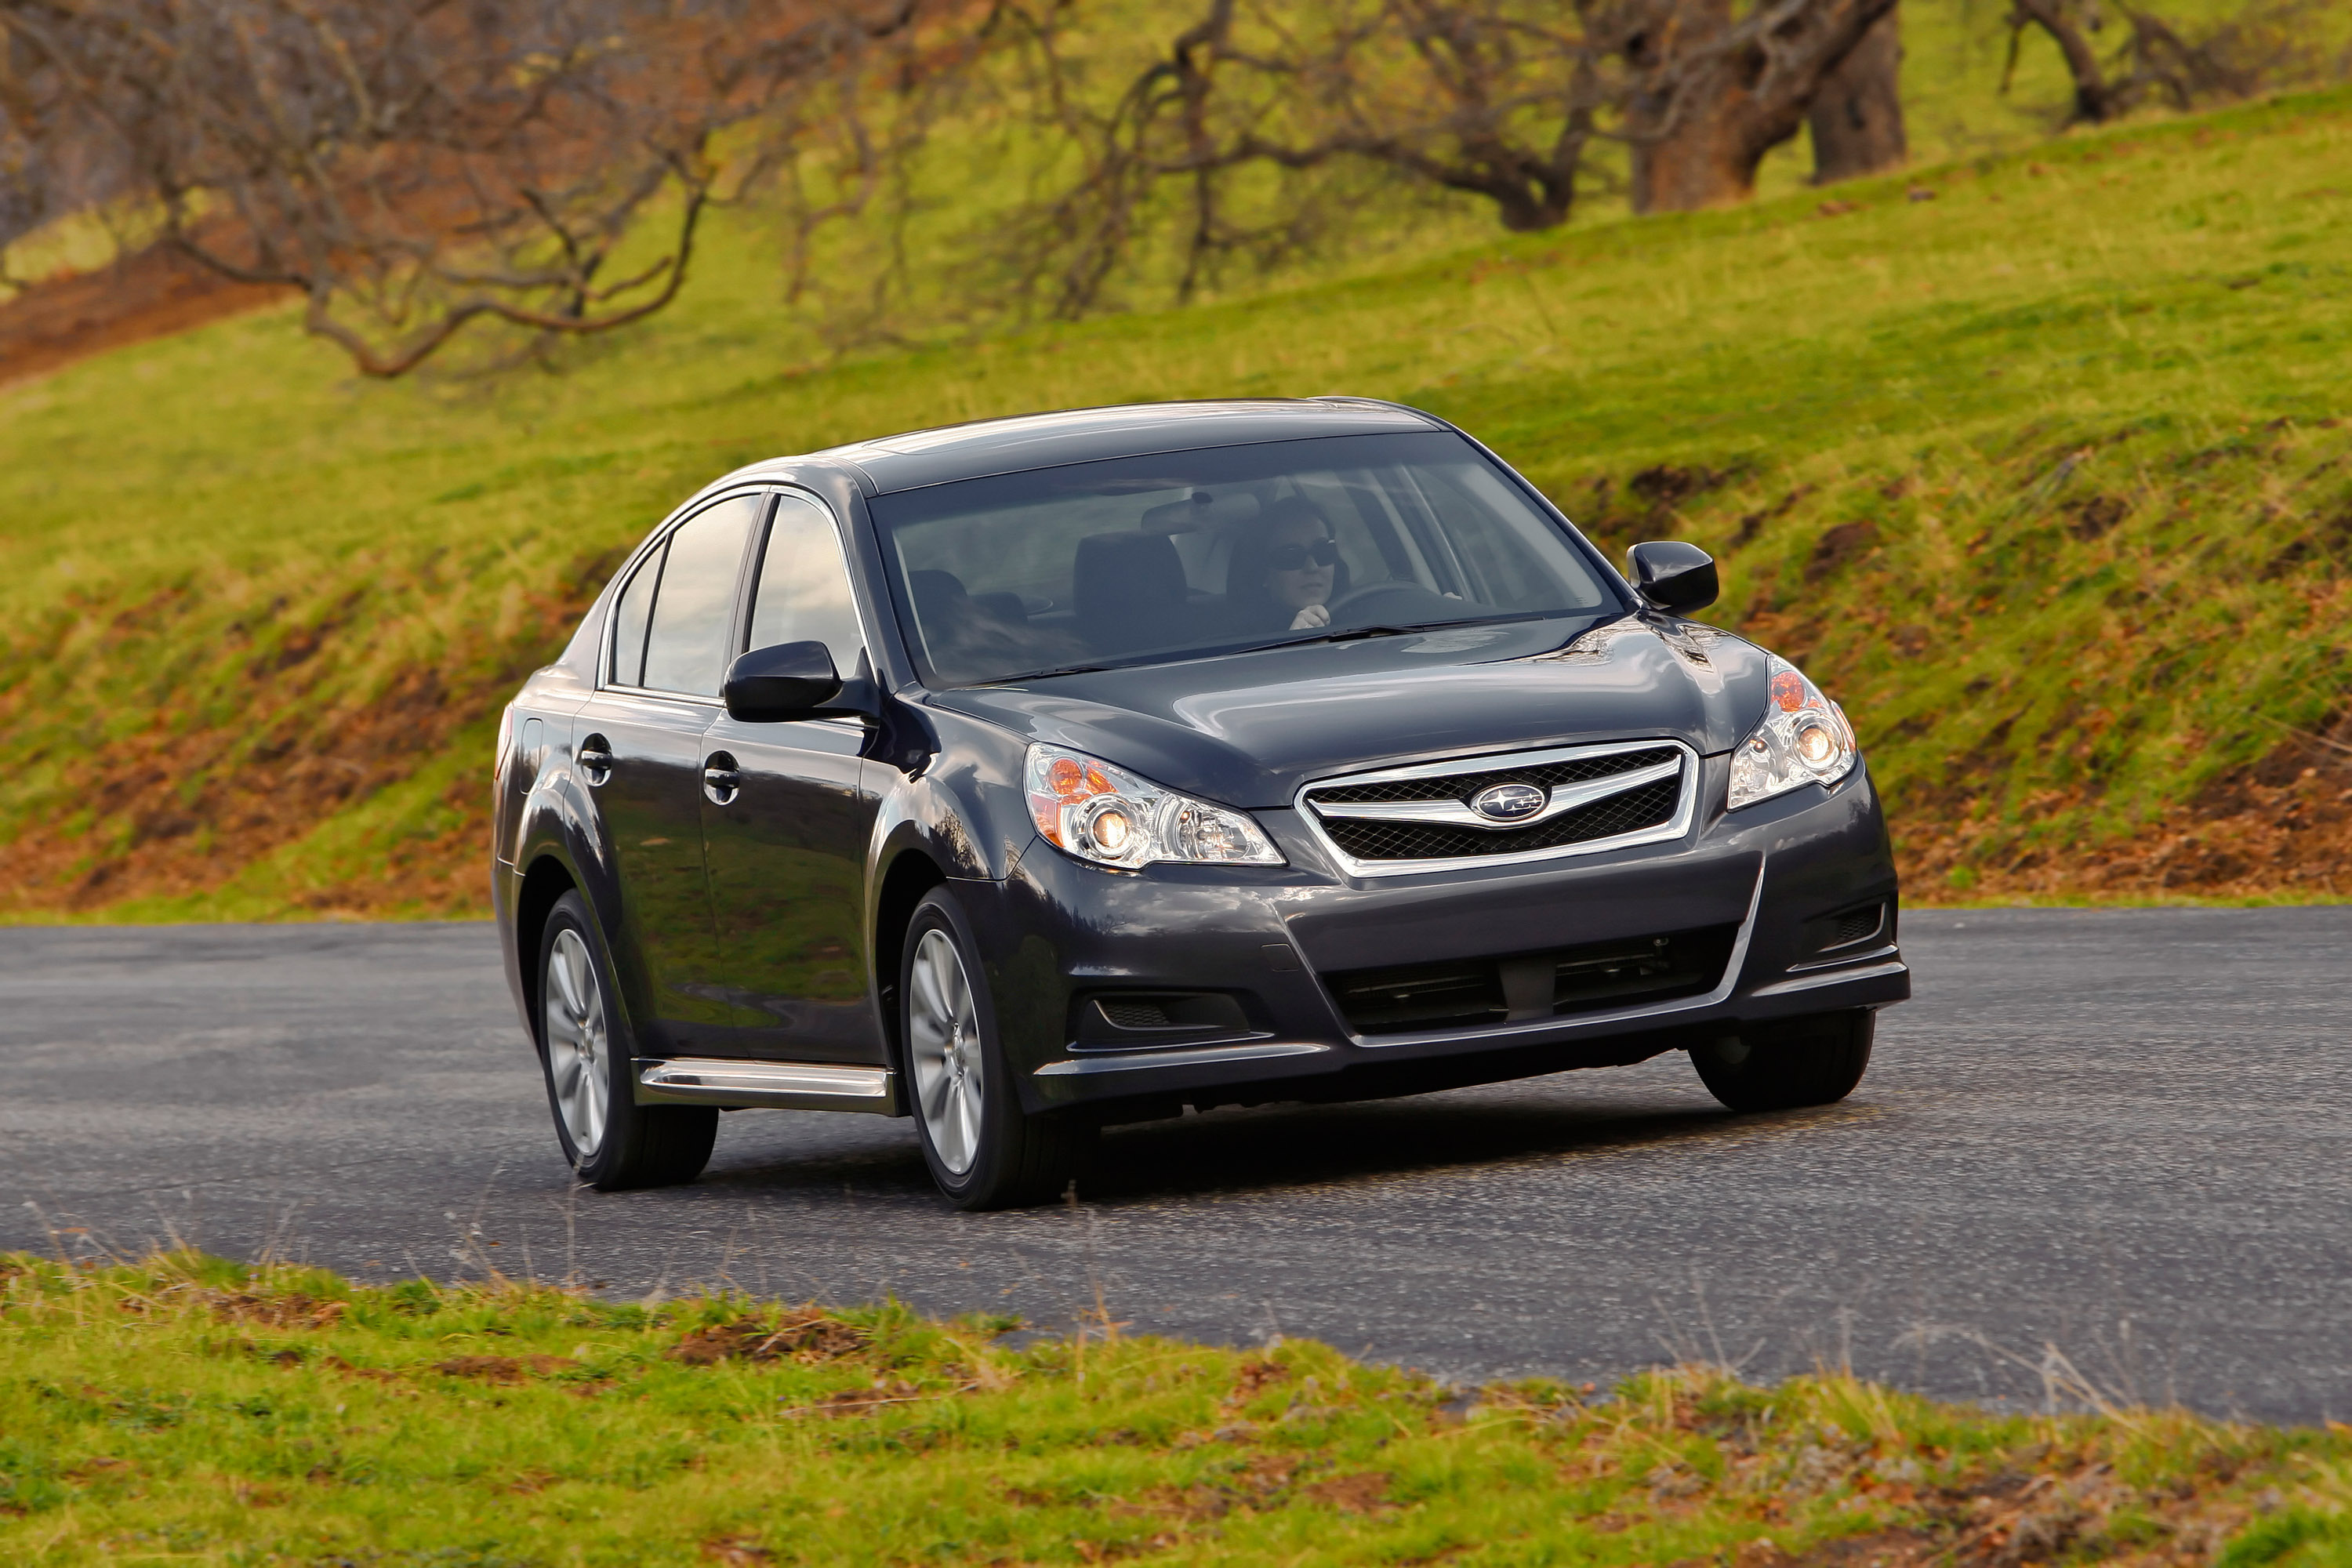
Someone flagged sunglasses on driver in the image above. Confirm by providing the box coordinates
[1266,539,1341,572]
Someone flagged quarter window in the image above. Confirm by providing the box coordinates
[608,540,663,688]
[747,492,864,674]
[637,495,762,697]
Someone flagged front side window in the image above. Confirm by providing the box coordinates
[746,492,865,676]
[633,494,762,697]
[869,431,1617,687]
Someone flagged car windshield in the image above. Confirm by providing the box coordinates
[869,431,1618,686]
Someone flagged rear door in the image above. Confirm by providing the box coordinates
[699,489,885,1064]
[573,492,764,1055]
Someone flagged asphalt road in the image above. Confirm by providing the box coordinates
[4,909,2348,1424]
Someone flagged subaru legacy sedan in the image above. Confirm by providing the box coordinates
[492,399,1907,1208]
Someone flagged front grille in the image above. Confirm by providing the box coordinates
[1299,742,1690,869]
[1312,745,1681,806]
[1327,925,1738,1036]
[1319,776,1680,863]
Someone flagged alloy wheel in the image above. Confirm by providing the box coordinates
[543,927,610,1160]
[908,927,985,1175]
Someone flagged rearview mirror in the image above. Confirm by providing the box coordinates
[723,641,842,723]
[1625,541,1719,614]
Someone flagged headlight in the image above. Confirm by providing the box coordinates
[1025,744,1283,869]
[1726,655,1858,811]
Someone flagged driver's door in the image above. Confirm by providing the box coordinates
[699,491,885,1065]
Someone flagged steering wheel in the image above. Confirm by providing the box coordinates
[1321,581,1456,623]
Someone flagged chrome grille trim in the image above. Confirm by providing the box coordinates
[1294,739,1697,877]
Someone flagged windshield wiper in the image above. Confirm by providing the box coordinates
[1233,612,1550,655]
[973,662,1122,684]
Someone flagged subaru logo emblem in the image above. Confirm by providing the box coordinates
[1471,782,1546,822]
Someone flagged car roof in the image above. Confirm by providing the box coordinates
[730,397,1447,497]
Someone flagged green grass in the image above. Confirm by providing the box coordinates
[2,86,2350,916]
[4,1253,2347,1566]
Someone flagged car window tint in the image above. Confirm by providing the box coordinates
[640,495,760,696]
[608,540,664,687]
[747,492,865,674]
[870,431,1616,686]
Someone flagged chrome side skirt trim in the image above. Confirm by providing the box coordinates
[635,1058,900,1115]
[1034,1040,1332,1078]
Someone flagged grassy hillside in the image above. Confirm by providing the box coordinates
[3,1253,2343,1565]
[2,88,2350,919]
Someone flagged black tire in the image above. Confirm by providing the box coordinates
[536,890,717,1190]
[1690,1009,1875,1112]
[901,887,1094,1210]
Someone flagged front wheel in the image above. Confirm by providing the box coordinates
[1690,1010,1875,1112]
[537,891,717,1190]
[902,887,1093,1210]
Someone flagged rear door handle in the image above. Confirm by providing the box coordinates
[702,752,741,806]
[577,735,614,787]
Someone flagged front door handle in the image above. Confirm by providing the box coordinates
[577,735,614,787]
[702,752,741,806]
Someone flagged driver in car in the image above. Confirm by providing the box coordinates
[1226,498,1345,632]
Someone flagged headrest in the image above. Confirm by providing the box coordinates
[1073,532,1190,656]
[908,569,971,619]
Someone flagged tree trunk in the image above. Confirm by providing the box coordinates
[1808,3,1906,183]
[1618,0,1900,214]
[2008,0,2118,123]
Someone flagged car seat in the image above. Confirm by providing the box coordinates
[1073,532,1192,656]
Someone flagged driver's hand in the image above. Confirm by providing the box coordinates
[1290,604,1331,630]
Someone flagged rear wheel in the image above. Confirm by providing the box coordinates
[1690,1010,1875,1112]
[537,891,717,1190]
[902,887,1093,1210]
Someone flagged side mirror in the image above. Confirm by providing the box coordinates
[723,641,842,723]
[1625,541,1719,614]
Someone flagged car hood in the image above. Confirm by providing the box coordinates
[926,615,1776,808]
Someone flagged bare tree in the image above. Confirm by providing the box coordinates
[1605,0,1896,211]
[0,0,964,375]
[994,0,1900,316]
[2002,0,2339,126]
[988,0,1606,318]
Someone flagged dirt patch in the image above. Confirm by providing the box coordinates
[811,1378,923,1416]
[205,1291,347,1330]
[1805,521,1882,583]
[1227,1357,1290,1402]
[1902,718,2352,901]
[0,563,610,920]
[1301,1472,1393,1514]
[667,1310,870,1366]
[430,1354,575,1383]
[0,243,291,390]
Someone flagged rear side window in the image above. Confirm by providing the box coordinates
[636,494,761,696]
[746,492,864,676]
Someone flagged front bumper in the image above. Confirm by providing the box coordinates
[959,753,1907,1118]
